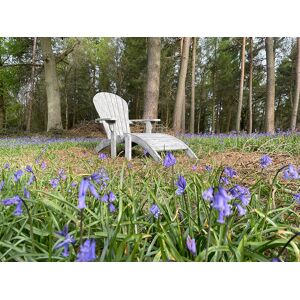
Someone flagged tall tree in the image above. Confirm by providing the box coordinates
[173,37,190,133]
[248,37,253,133]
[290,37,300,130]
[236,37,246,132]
[26,37,37,132]
[190,37,197,133]
[265,37,275,133]
[40,37,63,131]
[143,37,161,119]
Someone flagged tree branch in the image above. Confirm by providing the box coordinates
[55,38,80,64]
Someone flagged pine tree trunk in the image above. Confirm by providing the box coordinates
[173,37,191,133]
[265,37,275,133]
[236,37,246,132]
[143,38,161,119]
[40,37,63,131]
[212,38,217,133]
[190,37,197,133]
[290,37,300,131]
[26,37,37,132]
[248,37,253,133]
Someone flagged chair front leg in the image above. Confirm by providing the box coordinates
[109,123,117,158]
[124,133,132,160]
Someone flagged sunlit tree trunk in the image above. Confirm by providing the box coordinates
[236,37,246,132]
[265,37,275,133]
[26,37,37,132]
[290,37,300,130]
[173,37,191,133]
[190,37,197,133]
[143,38,161,119]
[40,37,63,131]
[248,37,253,133]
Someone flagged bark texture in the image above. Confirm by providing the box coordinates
[40,37,63,131]
[143,38,161,119]
[290,37,300,130]
[248,37,253,133]
[173,37,191,133]
[265,37,275,133]
[236,37,246,132]
[190,37,197,133]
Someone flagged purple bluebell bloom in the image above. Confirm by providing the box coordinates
[293,193,300,204]
[101,191,116,212]
[234,203,246,216]
[88,182,99,199]
[109,203,116,213]
[202,187,214,202]
[212,187,232,224]
[58,169,67,180]
[224,167,237,178]
[50,178,59,189]
[186,235,196,256]
[78,178,90,209]
[25,165,34,173]
[14,170,23,183]
[191,165,197,171]
[0,180,4,191]
[220,176,229,185]
[24,187,30,199]
[76,239,96,262]
[101,194,109,203]
[176,175,187,195]
[205,165,213,172]
[229,185,251,206]
[163,152,176,168]
[283,165,299,180]
[55,225,76,257]
[41,161,47,170]
[99,153,108,160]
[2,195,23,216]
[150,204,160,219]
[271,257,282,262]
[4,162,10,170]
[260,155,272,168]
[27,174,36,186]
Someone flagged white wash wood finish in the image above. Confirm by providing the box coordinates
[93,92,198,161]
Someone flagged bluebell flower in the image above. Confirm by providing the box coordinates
[205,165,213,172]
[88,182,99,199]
[14,170,23,183]
[2,195,23,216]
[99,153,108,160]
[220,176,229,185]
[202,187,214,202]
[283,165,299,180]
[191,165,197,171]
[109,203,116,213]
[224,167,236,178]
[25,165,33,173]
[76,239,96,262]
[150,204,160,219]
[234,203,246,216]
[101,191,116,212]
[212,187,232,224]
[41,161,47,170]
[176,175,187,195]
[78,178,90,209]
[0,180,4,191]
[229,185,251,206]
[271,257,282,262]
[163,152,176,168]
[27,174,36,186]
[293,193,300,204]
[24,187,30,199]
[58,169,67,180]
[50,178,59,189]
[260,155,272,168]
[186,235,196,256]
[4,162,10,170]
[54,225,76,257]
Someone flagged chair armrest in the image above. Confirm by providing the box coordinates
[95,118,116,124]
[130,119,160,123]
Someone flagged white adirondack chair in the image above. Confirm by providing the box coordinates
[93,92,197,162]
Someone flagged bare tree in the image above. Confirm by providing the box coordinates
[265,37,275,133]
[290,37,300,131]
[248,37,253,133]
[190,37,197,133]
[26,37,37,132]
[173,37,191,133]
[40,37,63,131]
[143,38,161,119]
[236,37,246,132]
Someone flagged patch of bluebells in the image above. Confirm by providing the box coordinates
[54,225,76,257]
[76,239,96,262]
[163,152,176,168]
[150,204,160,219]
[260,155,272,168]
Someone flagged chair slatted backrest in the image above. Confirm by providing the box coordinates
[93,92,130,139]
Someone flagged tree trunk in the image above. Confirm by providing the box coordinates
[173,37,191,133]
[236,37,246,132]
[40,37,63,131]
[290,37,300,131]
[265,37,275,134]
[211,38,217,133]
[248,37,253,133]
[0,90,4,129]
[26,37,37,132]
[190,37,197,133]
[143,37,161,119]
